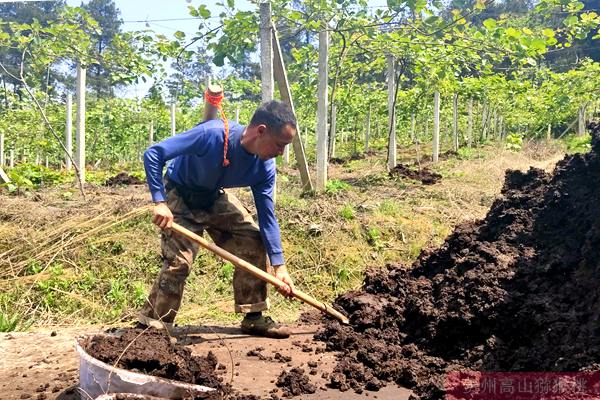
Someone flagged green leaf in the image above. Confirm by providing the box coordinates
[530,38,547,52]
[505,27,521,38]
[213,52,226,66]
[483,18,497,30]
[563,15,578,27]
[542,28,555,37]
[174,31,186,40]
[188,6,199,17]
[198,5,211,19]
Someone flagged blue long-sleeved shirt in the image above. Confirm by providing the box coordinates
[143,119,284,266]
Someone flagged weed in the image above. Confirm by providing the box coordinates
[366,227,382,248]
[106,278,127,304]
[132,281,147,307]
[339,204,355,220]
[25,259,43,275]
[505,133,523,151]
[219,262,235,283]
[457,147,476,159]
[563,133,591,154]
[325,179,350,195]
[4,164,69,193]
[377,199,402,217]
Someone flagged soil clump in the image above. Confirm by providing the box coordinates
[105,172,145,186]
[317,122,600,399]
[82,328,226,397]
[276,368,316,397]
[389,163,442,185]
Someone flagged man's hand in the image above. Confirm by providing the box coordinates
[152,202,173,230]
[273,265,295,297]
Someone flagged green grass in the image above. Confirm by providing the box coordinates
[563,133,591,154]
[339,204,355,220]
[1,142,562,329]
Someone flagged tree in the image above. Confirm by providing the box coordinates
[81,0,123,98]
[166,44,212,106]
[0,1,66,105]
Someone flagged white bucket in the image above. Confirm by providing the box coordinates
[76,338,216,399]
[95,395,167,400]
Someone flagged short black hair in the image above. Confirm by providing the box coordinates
[249,100,297,135]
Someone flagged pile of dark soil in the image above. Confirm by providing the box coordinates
[317,123,600,399]
[105,172,145,186]
[389,163,442,185]
[329,153,367,165]
[276,368,316,397]
[83,329,225,396]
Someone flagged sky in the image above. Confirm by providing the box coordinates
[62,0,387,98]
[64,0,256,97]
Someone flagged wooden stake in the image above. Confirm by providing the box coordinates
[329,103,337,159]
[203,83,223,121]
[271,22,312,189]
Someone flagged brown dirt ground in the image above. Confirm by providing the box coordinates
[0,140,567,399]
[0,323,411,399]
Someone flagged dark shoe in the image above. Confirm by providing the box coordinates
[241,316,291,339]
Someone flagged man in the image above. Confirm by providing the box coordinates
[139,100,296,339]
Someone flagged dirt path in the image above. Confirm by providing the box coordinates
[1,324,412,399]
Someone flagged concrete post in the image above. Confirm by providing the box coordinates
[316,26,329,191]
[386,55,396,169]
[432,91,440,163]
[260,1,274,103]
[365,105,371,153]
[65,93,73,171]
[170,103,176,136]
[0,133,4,167]
[76,64,86,184]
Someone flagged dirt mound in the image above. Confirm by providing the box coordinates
[317,122,600,398]
[105,172,145,186]
[389,163,442,185]
[83,329,225,394]
[276,368,316,397]
[329,153,367,165]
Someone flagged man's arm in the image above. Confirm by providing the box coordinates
[143,124,212,203]
[251,169,294,297]
[143,124,213,229]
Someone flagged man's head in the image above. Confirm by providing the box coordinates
[243,100,297,160]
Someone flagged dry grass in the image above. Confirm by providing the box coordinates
[0,140,568,329]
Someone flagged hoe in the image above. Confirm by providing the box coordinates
[171,222,350,325]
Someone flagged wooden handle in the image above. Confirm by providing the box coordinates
[170,222,349,325]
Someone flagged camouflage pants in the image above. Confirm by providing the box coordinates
[139,182,270,327]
